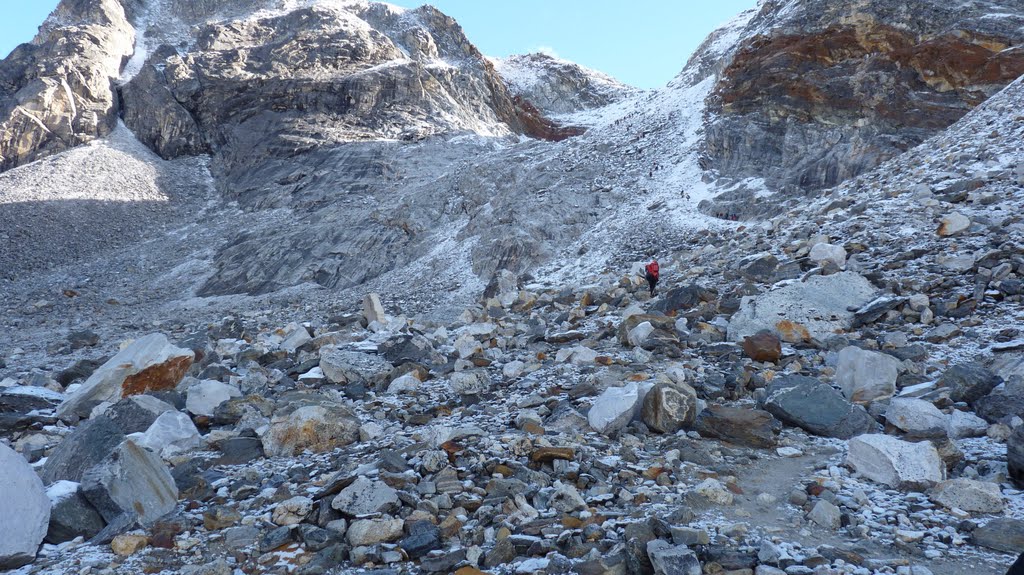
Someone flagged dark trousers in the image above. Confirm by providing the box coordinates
[645,272,658,296]
[1008,552,1024,575]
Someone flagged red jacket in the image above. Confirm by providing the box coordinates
[645,261,659,279]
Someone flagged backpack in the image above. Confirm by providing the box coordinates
[646,261,659,279]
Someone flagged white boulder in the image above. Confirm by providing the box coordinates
[588,383,641,435]
[131,411,203,456]
[846,434,945,490]
[0,443,50,569]
[809,242,847,268]
[836,346,902,405]
[362,293,387,325]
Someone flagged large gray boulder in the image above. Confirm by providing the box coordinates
[80,440,179,525]
[57,334,194,420]
[40,416,126,484]
[762,375,878,439]
[936,362,1003,406]
[929,479,1004,513]
[835,346,902,405]
[0,443,50,569]
[727,272,877,343]
[846,434,945,490]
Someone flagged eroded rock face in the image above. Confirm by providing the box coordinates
[703,0,1024,197]
[0,0,135,171]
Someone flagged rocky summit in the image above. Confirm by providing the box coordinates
[1,0,1024,574]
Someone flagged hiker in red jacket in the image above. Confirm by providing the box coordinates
[644,259,660,297]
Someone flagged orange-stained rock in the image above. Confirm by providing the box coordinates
[742,332,783,362]
[57,333,194,421]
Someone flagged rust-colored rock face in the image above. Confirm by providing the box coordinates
[702,1,1024,200]
[510,96,587,142]
[120,356,194,397]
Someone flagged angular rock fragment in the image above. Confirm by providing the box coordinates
[695,405,780,448]
[836,346,902,405]
[40,416,125,484]
[641,382,698,433]
[762,375,878,439]
[80,440,179,525]
[846,434,944,490]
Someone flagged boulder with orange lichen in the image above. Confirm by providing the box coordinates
[56,334,194,421]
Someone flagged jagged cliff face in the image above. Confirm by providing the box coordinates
[701,0,1024,199]
[120,2,527,160]
[0,0,134,171]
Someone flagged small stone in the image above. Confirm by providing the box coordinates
[937,212,970,236]
[111,533,148,556]
[694,478,733,505]
[808,500,841,529]
[273,496,313,526]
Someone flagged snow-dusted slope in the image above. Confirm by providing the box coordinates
[492,52,639,118]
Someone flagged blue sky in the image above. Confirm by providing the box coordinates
[1,1,758,88]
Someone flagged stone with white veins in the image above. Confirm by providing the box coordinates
[185,380,242,416]
[0,443,50,569]
[846,434,944,490]
[836,346,902,405]
[57,333,194,420]
[885,397,948,437]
